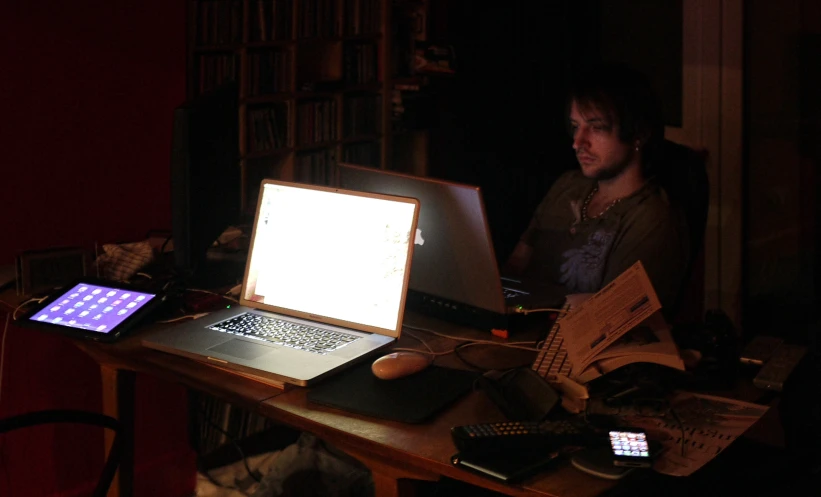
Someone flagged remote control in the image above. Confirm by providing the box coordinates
[451,419,591,455]
[739,335,784,366]
[752,343,807,391]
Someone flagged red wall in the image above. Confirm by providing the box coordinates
[1,2,195,495]
[0,1,185,263]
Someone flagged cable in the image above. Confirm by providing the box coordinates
[186,288,239,304]
[195,403,261,484]
[512,306,568,316]
[401,323,543,353]
[157,312,211,324]
[12,295,49,321]
[159,234,173,255]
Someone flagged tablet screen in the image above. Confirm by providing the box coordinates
[27,282,157,336]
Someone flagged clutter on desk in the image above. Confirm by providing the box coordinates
[94,240,154,281]
[585,390,769,477]
[477,367,560,421]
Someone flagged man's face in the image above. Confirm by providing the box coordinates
[569,100,635,181]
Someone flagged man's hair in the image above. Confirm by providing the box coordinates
[567,62,665,172]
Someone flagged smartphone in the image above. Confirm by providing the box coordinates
[608,428,653,468]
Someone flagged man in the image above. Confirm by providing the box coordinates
[504,63,689,313]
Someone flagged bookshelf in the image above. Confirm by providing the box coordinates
[188,0,432,216]
[185,0,432,458]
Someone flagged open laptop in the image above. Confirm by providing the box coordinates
[142,179,420,386]
[337,163,560,333]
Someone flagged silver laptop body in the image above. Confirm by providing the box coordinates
[143,179,420,386]
[337,163,530,315]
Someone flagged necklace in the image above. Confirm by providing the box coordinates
[580,185,622,221]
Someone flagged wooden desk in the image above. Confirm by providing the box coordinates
[73,312,618,497]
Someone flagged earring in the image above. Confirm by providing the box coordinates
[635,142,641,152]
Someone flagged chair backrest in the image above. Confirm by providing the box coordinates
[0,410,121,497]
[653,139,710,321]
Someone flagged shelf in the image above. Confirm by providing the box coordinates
[189,0,430,210]
[342,34,382,41]
[296,141,339,152]
[193,44,243,52]
[246,40,295,48]
[244,147,294,160]
[244,93,293,104]
[343,134,380,144]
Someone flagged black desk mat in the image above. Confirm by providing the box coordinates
[307,361,479,424]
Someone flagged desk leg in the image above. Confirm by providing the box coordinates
[371,472,419,497]
[101,366,135,497]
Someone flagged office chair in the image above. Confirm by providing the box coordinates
[653,139,710,323]
[0,409,122,497]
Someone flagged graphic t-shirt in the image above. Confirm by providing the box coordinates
[520,170,689,312]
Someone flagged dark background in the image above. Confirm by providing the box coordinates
[1,1,819,495]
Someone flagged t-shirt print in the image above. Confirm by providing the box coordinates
[559,228,616,292]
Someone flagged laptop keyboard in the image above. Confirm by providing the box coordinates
[503,287,529,299]
[208,313,360,355]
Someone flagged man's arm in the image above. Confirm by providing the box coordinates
[502,241,533,277]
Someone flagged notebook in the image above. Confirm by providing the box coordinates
[337,163,560,329]
[142,179,420,386]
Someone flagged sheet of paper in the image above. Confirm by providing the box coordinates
[561,261,662,371]
[616,392,769,476]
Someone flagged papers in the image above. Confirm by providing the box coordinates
[559,261,683,380]
[613,392,769,476]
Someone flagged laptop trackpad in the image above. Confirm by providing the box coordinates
[208,340,273,360]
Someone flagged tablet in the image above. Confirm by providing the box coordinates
[19,278,164,342]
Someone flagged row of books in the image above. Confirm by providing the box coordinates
[248,49,292,96]
[250,0,294,42]
[344,42,379,84]
[196,53,238,96]
[196,0,243,46]
[296,99,338,145]
[248,104,289,153]
[343,93,381,137]
[296,148,337,185]
[197,0,385,45]
[342,0,382,36]
[298,0,339,38]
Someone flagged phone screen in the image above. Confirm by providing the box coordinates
[608,429,651,466]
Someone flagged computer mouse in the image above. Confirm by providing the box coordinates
[371,351,432,380]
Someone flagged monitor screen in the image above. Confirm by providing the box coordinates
[242,181,418,333]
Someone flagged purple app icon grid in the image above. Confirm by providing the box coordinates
[29,283,156,334]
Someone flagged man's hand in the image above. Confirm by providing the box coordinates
[502,241,533,276]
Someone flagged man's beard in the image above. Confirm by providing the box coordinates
[584,150,635,181]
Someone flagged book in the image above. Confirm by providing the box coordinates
[533,261,685,388]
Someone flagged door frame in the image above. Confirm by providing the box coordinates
[665,0,743,325]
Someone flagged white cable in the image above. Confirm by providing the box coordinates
[157,312,211,324]
[401,323,544,354]
[12,296,48,321]
[515,306,567,316]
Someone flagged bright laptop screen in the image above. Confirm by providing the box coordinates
[242,181,418,333]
